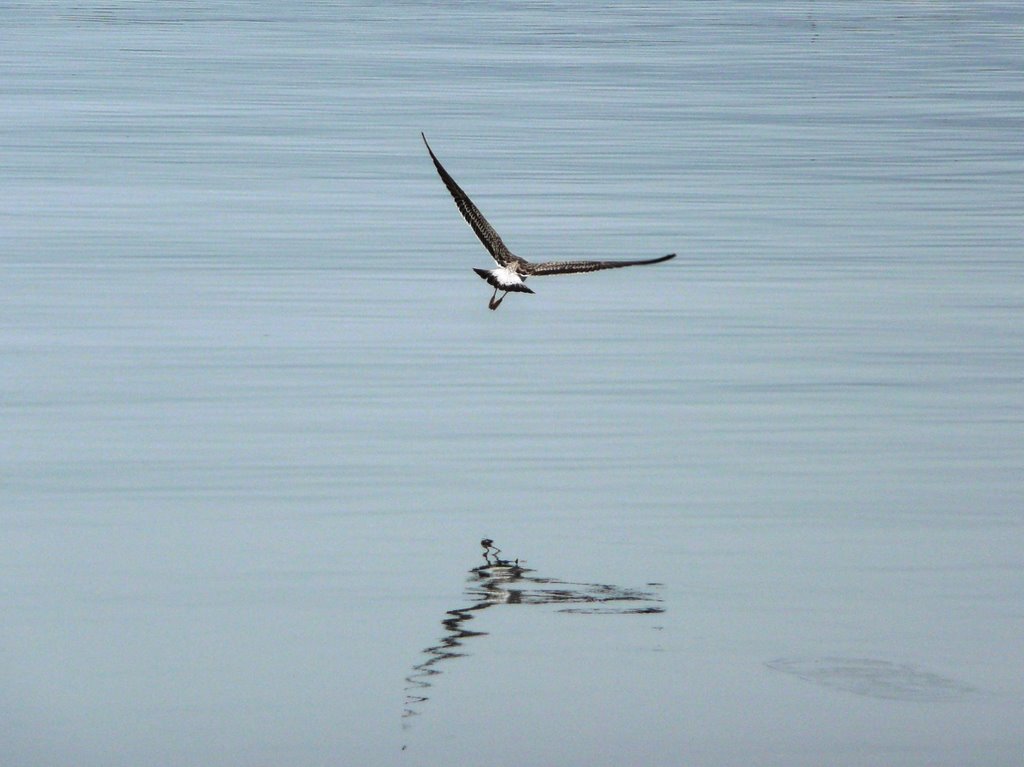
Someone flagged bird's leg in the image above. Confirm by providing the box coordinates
[489,290,506,311]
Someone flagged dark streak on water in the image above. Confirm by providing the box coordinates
[403,561,663,730]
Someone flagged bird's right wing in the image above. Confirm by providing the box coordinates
[527,253,676,276]
[422,133,515,267]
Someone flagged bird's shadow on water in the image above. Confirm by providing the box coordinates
[401,558,665,733]
[765,656,983,702]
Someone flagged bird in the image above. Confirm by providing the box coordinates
[422,133,676,310]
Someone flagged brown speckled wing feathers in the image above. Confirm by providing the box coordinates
[422,133,514,266]
[526,253,676,276]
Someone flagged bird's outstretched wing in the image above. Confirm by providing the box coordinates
[526,253,676,276]
[422,133,515,267]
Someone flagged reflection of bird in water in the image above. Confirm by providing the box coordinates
[422,133,677,310]
[402,540,664,733]
[480,538,522,568]
[480,538,500,564]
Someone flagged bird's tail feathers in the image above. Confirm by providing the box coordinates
[473,268,535,294]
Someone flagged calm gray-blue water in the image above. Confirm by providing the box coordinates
[3,2,1022,765]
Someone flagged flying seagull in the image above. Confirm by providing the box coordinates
[422,133,676,310]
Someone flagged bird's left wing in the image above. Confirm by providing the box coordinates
[422,133,515,267]
[526,253,676,276]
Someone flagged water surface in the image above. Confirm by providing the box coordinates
[2,2,1022,765]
